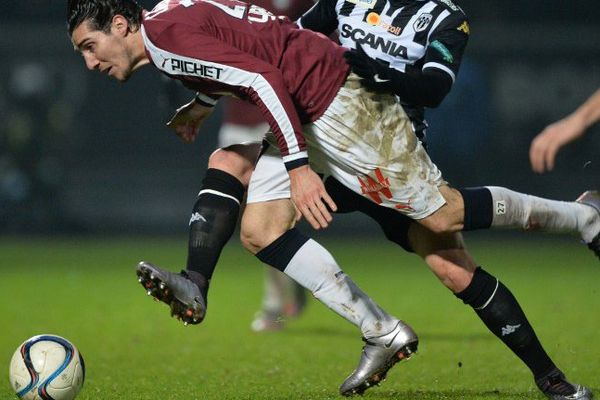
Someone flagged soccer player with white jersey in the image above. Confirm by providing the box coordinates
[68,0,598,397]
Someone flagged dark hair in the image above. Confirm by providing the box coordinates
[67,0,143,35]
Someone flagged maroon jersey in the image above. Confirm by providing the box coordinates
[222,0,315,127]
[142,0,348,168]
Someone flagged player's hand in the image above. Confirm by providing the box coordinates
[529,115,585,173]
[166,99,213,143]
[344,44,393,93]
[288,165,337,230]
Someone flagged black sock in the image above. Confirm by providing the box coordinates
[255,228,310,272]
[456,267,556,380]
[186,169,245,297]
[459,187,493,231]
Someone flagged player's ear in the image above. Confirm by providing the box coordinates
[111,14,129,36]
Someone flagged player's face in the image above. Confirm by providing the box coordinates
[71,19,135,82]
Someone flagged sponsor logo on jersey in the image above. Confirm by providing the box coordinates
[439,0,460,11]
[457,20,470,35]
[167,58,224,79]
[413,13,432,32]
[341,24,408,58]
[346,0,377,9]
[366,12,402,36]
[501,324,521,336]
[429,40,453,63]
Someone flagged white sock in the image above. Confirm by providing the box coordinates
[486,186,599,242]
[283,239,398,338]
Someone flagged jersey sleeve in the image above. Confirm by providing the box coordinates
[297,0,339,37]
[422,12,469,83]
[143,24,308,170]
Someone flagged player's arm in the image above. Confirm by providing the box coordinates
[296,0,339,36]
[530,88,600,173]
[344,45,452,107]
[166,93,218,143]
[344,14,469,108]
[145,26,336,228]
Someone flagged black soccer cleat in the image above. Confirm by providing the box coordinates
[536,368,593,400]
[136,261,206,325]
[576,190,600,260]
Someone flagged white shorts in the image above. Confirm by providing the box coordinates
[218,122,269,148]
[247,74,447,220]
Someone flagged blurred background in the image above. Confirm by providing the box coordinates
[1,0,599,235]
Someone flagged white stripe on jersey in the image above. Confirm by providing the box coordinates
[141,25,302,159]
[394,1,437,69]
[423,62,455,82]
[426,9,451,42]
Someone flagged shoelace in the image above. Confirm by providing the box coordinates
[537,371,576,396]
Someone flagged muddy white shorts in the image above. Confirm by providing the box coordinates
[246,74,447,220]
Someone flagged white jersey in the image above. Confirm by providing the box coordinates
[299,0,467,78]
[298,0,469,138]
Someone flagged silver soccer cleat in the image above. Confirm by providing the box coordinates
[546,385,594,400]
[536,368,594,400]
[339,320,418,396]
[576,190,600,260]
[136,261,206,325]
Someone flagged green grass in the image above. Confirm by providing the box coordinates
[0,235,598,399]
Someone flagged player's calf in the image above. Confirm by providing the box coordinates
[208,142,261,187]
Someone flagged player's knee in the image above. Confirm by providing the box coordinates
[208,147,253,185]
[421,215,457,235]
[240,220,292,254]
[239,220,271,254]
[425,253,474,293]
[241,200,297,254]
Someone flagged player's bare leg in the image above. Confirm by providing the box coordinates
[408,224,593,400]
[241,199,418,396]
[420,185,600,260]
[136,144,261,324]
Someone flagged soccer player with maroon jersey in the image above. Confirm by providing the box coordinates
[68,0,598,396]
[215,0,313,334]
[69,1,420,394]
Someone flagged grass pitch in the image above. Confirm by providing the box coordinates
[1,235,598,399]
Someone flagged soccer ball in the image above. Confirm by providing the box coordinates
[8,335,85,400]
